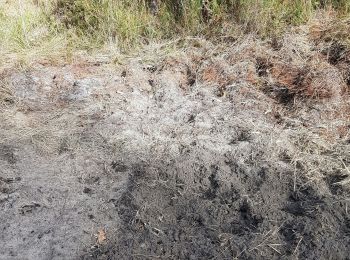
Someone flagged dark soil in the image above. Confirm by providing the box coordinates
[81,157,350,260]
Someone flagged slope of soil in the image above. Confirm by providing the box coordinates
[0,35,350,260]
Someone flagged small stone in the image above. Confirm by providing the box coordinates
[83,187,92,194]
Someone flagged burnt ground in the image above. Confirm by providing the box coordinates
[1,36,350,260]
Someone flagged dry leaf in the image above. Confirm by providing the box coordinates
[96,228,106,244]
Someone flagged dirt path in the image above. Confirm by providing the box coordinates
[1,38,350,259]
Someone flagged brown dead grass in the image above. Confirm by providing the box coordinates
[201,65,230,86]
[270,61,344,99]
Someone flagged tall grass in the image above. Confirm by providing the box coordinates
[42,0,350,45]
[0,0,349,66]
[0,0,67,67]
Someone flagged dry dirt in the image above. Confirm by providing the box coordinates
[0,35,350,260]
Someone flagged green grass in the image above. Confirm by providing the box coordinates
[0,1,67,67]
[0,0,350,66]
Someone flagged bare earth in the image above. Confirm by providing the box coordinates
[1,36,350,259]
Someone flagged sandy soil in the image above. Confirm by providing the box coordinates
[0,36,350,259]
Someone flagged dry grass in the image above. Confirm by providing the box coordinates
[2,26,348,188]
[0,1,349,191]
[1,0,350,69]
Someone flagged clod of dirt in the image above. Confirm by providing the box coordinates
[262,84,296,105]
[283,187,324,217]
[256,57,272,77]
[238,199,263,231]
[144,65,157,73]
[111,161,128,173]
[0,177,21,184]
[204,169,219,199]
[323,42,349,65]
[325,174,349,195]
[83,187,93,195]
[345,70,350,86]
[19,203,41,215]
[0,145,17,164]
